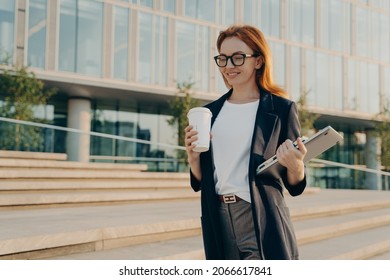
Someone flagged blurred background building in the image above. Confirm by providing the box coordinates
[0,0,389,189]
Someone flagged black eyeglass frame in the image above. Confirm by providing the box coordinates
[213,53,260,67]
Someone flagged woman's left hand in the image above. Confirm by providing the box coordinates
[276,137,307,185]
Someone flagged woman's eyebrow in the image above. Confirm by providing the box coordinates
[218,51,246,55]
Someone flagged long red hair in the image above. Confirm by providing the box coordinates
[216,24,287,98]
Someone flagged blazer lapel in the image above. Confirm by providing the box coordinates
[255,91,280,160]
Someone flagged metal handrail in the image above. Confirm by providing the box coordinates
[0,116,186,151]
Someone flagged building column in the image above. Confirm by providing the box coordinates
[365,130,382,190]
[66,98,91,162]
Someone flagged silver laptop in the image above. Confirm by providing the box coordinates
[256,126,343,178]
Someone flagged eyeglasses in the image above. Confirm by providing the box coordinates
[213,53,260,67]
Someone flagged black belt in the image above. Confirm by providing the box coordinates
[218,194,242,204]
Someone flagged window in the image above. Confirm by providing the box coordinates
[356,7,368,57]
[28,0,47,68]
[320,0,350,53]
[176,21,209,91]
[269,41,285,87]
[113,6,129,80]
[290,46,301,101]
[348,60,380,114]
[261,0,280,38]
[59,0,103,77]
[163,0,175,13]
[289,0,315,45]
[316,53,342,110]
[138,13,168,85]
[185,0,216,22]
[0,0,15,63]
[218,0,235,25]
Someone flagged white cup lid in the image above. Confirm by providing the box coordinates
[187,107,212,117]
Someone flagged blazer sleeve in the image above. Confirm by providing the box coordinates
[190,169,201,192]
[281,101,307,196]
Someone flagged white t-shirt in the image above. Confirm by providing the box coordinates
[211,99,259,203]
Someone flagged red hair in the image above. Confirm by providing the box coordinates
[216,24,287,98]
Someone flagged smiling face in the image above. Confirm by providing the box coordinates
[218,36,262,90]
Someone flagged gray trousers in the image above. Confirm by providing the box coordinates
[218,199,261,260]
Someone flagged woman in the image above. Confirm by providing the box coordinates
[184,24,307,260]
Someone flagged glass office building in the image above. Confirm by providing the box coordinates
[0,0,389,188]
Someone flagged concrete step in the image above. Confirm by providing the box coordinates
[0,158,148,171]
[0,189,199,207]
[1,189,390,260]
[369,250,390,260]
[46,236,205,260]
[0,169,160,179]
[0,177,189,191]
[0,200,201,259]
[299,225,390,260]
[0,150,67,161]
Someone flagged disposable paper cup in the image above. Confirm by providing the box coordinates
[187,107,212,153]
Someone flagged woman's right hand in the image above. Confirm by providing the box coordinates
[184,125,202,181]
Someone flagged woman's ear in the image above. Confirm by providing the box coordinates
[255,56,263,69]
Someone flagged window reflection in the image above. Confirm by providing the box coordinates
[261,0,280,38]
[91,104,178,169]
[348,60,380,114]
[114,6,129,80]
[185,0,216,22]
[28,0,47,68]
[290,46,301,101]
[176,21,209,91]
[176,21,195,84]
[356,7,368,57]
[269,41,285,88]
[289,0,315,45]
[163,0,175,13]
[320,0,350,53]
[59,0,103,77]
[138,13,168,85]
[0,0,15,62]
[379,14,389,62]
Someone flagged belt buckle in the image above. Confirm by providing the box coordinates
[223,194,236,203]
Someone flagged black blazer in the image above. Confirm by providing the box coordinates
[190,88,306,260]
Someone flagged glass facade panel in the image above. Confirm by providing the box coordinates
[163,0,175,13]
[224,0,235,25]
[290,46,301,101]
[138,13,168,85]
[348,59,358,110]
[196,26,210,91]
[28,0,47,68]
[185,0,216,22]
[140,0,153,8]
[243,0,253,24]
[176,22,210,91]
[315,53,343,110]
[379,14,390,63]
[305,49,317,106]
[113,6,129,80]
[356,7,368,57]
[371,11,381,61]
[269,41,285,87]
[385,67,390,105]
[261,0,280,38]
[59,0,77,72]
[320,0,350,53]
[348,60,380,114]
[59,0,103,76]
[138,13,153,83]
[0,0,15,63]
[289,0,315,45]
[176,21,195,85]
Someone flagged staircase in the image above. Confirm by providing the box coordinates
[0,151,389,260]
